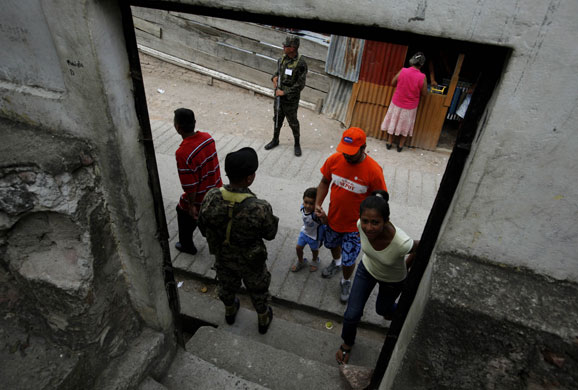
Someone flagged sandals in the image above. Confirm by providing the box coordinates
[309,258,320,272]
[336,344,352,365]
[291,259,308,272]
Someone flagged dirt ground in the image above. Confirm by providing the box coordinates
[139,53,450,175]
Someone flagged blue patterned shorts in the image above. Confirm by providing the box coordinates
[322,225,360,267]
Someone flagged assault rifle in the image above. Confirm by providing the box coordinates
[274,58,282,129]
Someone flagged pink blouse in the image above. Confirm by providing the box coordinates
[391,67,425,110]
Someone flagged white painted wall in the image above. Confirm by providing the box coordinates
[0,0,173,330]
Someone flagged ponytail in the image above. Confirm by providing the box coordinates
[360,190,390,220]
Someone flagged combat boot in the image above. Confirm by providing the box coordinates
[257,306,273,334]
[264,128,281,150]
[294,136,302,156]
[225,297,240,325]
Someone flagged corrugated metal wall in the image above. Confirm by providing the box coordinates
[325,35,365,82]
[322,77,353,123]
[346,41,407,140]
[358,41,408,85]
[322,35,365,124]
[346,42,463,150]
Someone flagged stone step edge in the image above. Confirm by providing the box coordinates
[94,328,172,390]
[178,287,382,368]
[174,265,389,333]
[164,349,267,389]
[186,326,349,389]
[138,376,168,390]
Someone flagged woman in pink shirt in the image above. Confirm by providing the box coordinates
[380,52,428,152]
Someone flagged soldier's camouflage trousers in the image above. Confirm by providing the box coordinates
[215,255,271,314]
[273,100,300,139]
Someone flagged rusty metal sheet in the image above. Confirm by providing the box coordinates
[324,35,365,82]
[359,41,407,86]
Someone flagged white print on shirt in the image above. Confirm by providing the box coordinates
[285,68,293,76]
[300,205,321,240]
[331,174,368,194]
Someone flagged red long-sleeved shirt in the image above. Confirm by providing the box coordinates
[176,131,222,210]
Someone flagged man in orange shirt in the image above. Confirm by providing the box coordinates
[315,128,387,302]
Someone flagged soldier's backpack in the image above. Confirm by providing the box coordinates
[219,187,255,246]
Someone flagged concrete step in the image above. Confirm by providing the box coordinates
[178,286,382,368]
[94,328,168,390]
[138,376,168,390]
[186,326,349,389]
[163,349,267,389]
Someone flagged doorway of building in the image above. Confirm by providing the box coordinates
[120,2,508,388]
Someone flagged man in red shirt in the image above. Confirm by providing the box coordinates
[315,127,387,302]
[174,108,222,255]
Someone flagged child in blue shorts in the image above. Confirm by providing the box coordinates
[291,187,324,272]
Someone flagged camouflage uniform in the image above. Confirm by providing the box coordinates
[272,53,308,141]
[198,185,279,313]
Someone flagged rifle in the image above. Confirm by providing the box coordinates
[274,58,282,129]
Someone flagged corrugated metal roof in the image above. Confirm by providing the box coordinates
[359,41,407,86]
[324,35,365,82]
[322,76,353,124]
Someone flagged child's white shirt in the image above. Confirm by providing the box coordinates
[300,205,321,240]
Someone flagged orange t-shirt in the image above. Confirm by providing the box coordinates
[320,153,387,233]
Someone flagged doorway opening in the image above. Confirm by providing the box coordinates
[120,2,509,387]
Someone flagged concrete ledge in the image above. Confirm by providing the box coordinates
[392,254,578,389]
[187,326,349,389]
[0,117,93,175]
[137,376,168,390]
[164,349,266,389]
[178,286,381,368]
[94,328,172,390]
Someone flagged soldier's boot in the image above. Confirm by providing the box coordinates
[293,135,302,157]
[264,128,281,150]
[224,297,240,325]
[257,306,273,334]
[291,124,301,156]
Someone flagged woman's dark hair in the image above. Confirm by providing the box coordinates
[409,52,426,67]
[360,190,390,221]
[303,187,317,199]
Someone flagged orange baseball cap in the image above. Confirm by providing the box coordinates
[336,127,366,155]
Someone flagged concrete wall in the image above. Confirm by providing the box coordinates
[0,0,174,386]
[2,0,577,387]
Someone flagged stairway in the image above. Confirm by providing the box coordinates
[137,283,385,389]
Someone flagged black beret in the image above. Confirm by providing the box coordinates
[225,147,259,179]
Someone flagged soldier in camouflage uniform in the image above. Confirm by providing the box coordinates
[265,35,308,157]
[198,147,279,334]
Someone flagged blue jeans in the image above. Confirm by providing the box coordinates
[341,261,405,346]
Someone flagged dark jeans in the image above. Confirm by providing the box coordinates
[341,261,405,346]
[176,205,197,248]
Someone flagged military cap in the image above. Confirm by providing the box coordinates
[283,35,300,48]
[225,147,259,179]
